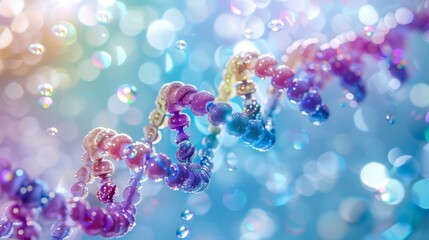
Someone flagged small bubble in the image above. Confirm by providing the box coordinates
[224,152,239,171]
[51,24,68,38]
[96,9,113,23]
[375,179,405,205]
[386,114,395,125]
[176,225,190,239]
[38,83,54,97]
[267,19,284,32]
[280,10,296,27]
[181,209,194,221]
[363,25,375,37]
[116,84,137,104]
[243,29,254,39]
[28,43,45,55]
[175,40,187,50]
[46,127,58,136]
[91,51,112,69]
[292,130,310,150]
[39,97,53,109]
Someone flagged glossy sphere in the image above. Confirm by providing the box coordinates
[176,84,198,107]
[97,182,117,203]
[2,168,29,197]
[308,104,330,126]
[331,57,350,75]
[226,112,249,137]
[299,91,322,114]
[93,160,115,177]
[287,80,310,103]
[347,83,366,102]
[168,113,190,130]
[20,180,44,208]
[50,219,72,239]
[255,54,278,78]
[190,91,215,116]
[341,71,361,88]
[14,222,41,240]
[41,193,66,219]
[241,120,265,145]
[108,134,133,160]
[123,142,151,169]
[69,199,89,222]
[82,208,106,235]
[166,164,188,190]
[6,204,27,221]
[176,140,196,163]
[145,153,171,182]
[271,65,295,90]
[252,129,275,152]
[208,102,233,126]
[389,63,408,82]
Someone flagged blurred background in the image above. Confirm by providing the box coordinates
[0,0,429,239]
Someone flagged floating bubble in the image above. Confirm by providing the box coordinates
[146,20,175,50]
[175,40,187,50]
[393,155,420,182]
[96,9,113,23]
[360,162,389,190]
[243,29,254,39]
[279,10,296,27]
[317,152,345,179]
[223,189,247,211]
[358,5,379,25]
[46,127,58,136]
[411,179,429,209]
[375,178,405,205]
[39,97,53,109]
[28,43,45,55]
[240,208,275,238]
[181,209,194,221]
[230,0,256,16]
[386,114,395,125]
[176,225,190,239]
[363,25,375,37]
[116,84,137,104]
[292,130,310,150]
[224,152,239,171]
[51,24,68,38]
[91,51,112,69]
[267,19,284,32]
[410,83,429,107]
[38,83,54,97]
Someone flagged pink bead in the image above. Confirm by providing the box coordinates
[107,134,133,160]
[75,166,93,183]
[82,128,104,152]
[70,182,87,197]
[255,54,278,78]
[82,152,92,165]
[95,129,117,151]
[190,91,215,116]
[93,160,115,177]
[165,81,184,113]
[124,142,151,169]
[271,65,295,90]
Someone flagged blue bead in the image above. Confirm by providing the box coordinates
[347,83,366,102]
[166,163,187,190]
[0,218,13,238]
[202,134,218,149]
[176,140,196,163]
[208,102,232,126]
[50,219,72,239]
[252,129,276,152]
[241,120,265,145]
[198,147,213,159]
[226,112,249,137]
[299,91,322,115]
[20,179,45,208]
[287,80,309,103]
[308,104,330,126]
[2,168,29,198]
[341,70,361,88]
[389,63,408,82]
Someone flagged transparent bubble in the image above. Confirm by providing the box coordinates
[375,178,405,205]
[280,10,296,27]
[51,24,68,38]
[91,51,112,69]
[175,40,187,50]
[411,179,429,209]
[267,19,284,32]
[363,25,375,37]
[292,130,310,150]
[146,20,175,50]
[116,84,137,104]
[243,29,254,39]
[230,0,256,16]
[28,43,45,55]
[39,97,53,109]
[181,209,194,221]
[46,127,58,136]
[360,162,389,190]
[385,114,395,125]
[96,9,113,23]
[176,225,190,239]
[224,152,239,171]
[38,83,54,97]
[393,155,420,182]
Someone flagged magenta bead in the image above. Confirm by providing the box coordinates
[165,81,184,113]
[6,204,28,221]
[107,134,133,160]
[75,166,92,183]
[97,182,117,203]
[168,113,190,130]
[176,84,198,107]
[145,153,171,182]
[69,198,88,222]
[93,160,115,177]
[82,208,107,235]
[124,142,151,169]
[14,222,41,240]
[42,193,66,219]
[70,181,87,197]
[271,65,295,90]
[255,54,278,78]
[95,128,117,151]
[190,91,215,116]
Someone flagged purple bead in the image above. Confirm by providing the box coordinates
[145,153,171,182]
[6,203,29,222]
[166,163,187,190]
[165,82,184,113]
[101,211,116,237]
[20,179,45,208]
[389,63,408,82]
[0,218,13,238]
[176,140,196,163]
[123,142,151,169]
[271,65,295,90]
[14,222,41,240]
[299,91,322,115]
[341,70,361,88]
[70,182,87,197]
[97,182,117,203]
[317,48,337,61]
[190,91,215,116]
[176,84,198,107]
[2,168,29,197]
[331,57,350,75]
[0,157,11,172]
[255,54,278,78]
[42,192,66,219]
[50,219,72,239]
[208,102,233,126]
[69,198,88,222]
[286,80,310,103]
[82,208,106,235]
[168,113,190,130]
[175,129,190,144]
